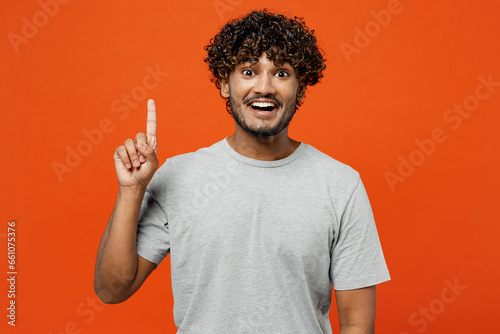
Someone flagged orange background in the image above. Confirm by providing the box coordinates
[1,0,499,333]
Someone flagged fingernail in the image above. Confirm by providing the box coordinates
[133,159,139,167]
[139,155,146,162]
[148,99,155,109]
[139,142,147,150]
[126,163,132,169]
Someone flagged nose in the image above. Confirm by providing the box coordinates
[253,72,276,95]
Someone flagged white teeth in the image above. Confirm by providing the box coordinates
[250,102,275,108]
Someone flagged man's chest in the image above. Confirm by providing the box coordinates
[166,173,337,279]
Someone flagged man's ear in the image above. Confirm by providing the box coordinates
[297,82,306,102]
[219,77,230,98]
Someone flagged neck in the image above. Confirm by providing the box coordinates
[226,127,300,161]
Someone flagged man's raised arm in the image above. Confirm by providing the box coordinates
[94,99,160,304]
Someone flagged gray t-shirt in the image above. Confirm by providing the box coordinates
[137,138,390,334]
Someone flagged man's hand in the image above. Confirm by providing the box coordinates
[113,99,159,188]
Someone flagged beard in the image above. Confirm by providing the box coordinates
[229,94,298,137]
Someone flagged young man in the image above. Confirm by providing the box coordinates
[94,10,390,334]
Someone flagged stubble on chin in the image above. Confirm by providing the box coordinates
[229,95,297,137]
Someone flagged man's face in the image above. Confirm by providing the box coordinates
[220,53,305,137]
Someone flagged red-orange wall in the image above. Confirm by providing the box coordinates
[2,1,499,333]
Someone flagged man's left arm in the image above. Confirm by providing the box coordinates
[335,285,376,334]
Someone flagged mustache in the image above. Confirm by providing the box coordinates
[242,95,283,108]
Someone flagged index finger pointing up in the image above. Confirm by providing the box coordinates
[147,99,157,137]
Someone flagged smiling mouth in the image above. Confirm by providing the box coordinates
[248,101,277,113]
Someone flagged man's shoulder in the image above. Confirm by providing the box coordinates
[168,139,225,163]
[301,143,360,181]
[158,138,227,174]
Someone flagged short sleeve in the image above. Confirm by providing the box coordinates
[136,165,171,266]
[330,177,390,290]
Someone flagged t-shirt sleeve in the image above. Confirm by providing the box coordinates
[330,177,390,290]
[136,166,171,266]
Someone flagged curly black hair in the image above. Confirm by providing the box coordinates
[204,9,326,103]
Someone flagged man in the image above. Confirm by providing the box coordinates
[94,10,390,334]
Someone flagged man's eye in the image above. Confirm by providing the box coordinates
[242,69,254,76]
[276,71,289,78]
